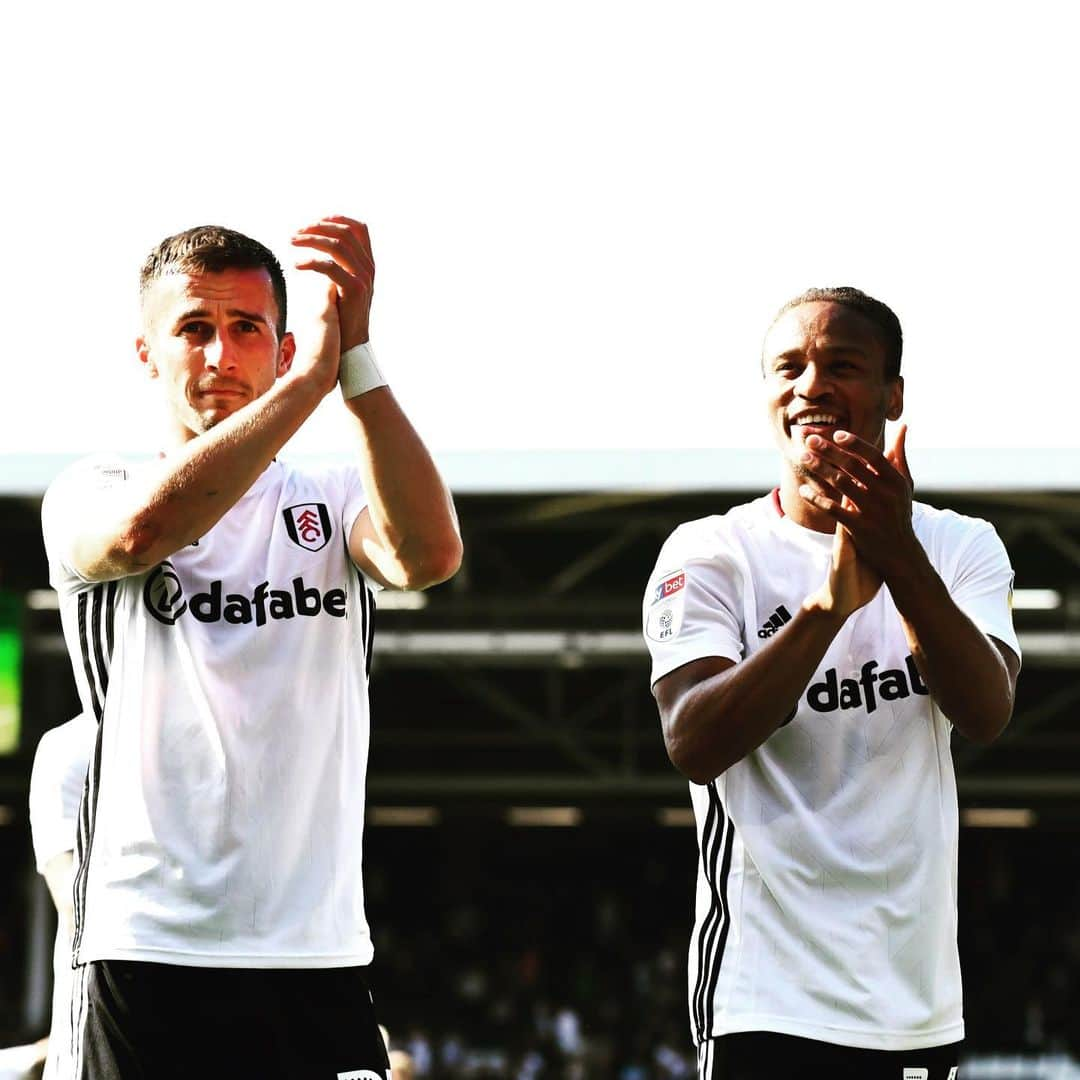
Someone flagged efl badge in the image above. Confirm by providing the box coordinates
[283,503,333,552]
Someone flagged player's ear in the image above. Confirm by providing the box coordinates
[886,375,904,421]
[137,336,159,378]
[276,332,296,377]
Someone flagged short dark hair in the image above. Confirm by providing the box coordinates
[770,286,903,379]
[139,226,288,338]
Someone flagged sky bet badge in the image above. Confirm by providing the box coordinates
[646,571,686,642]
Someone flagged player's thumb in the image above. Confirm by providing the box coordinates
[886,423,912,487]
[831,518,853,566]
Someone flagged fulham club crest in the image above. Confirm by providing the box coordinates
[283,503,333,552]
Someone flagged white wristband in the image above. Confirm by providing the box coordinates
[339,342,387,400]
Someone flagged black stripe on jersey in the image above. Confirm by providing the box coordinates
[104,580,117,656]
[77,582,118,721]
[364,585,375,677]
[77,592,102,721]
[703,796,736,1027]
[692,788,722,1039]
[100,581,117,697]
[692,783,735,1042]
[72,721,104,962]
[71,955,90,1079]
[72,583,116,962]
[90,585,109,701]
[355,569,376,678]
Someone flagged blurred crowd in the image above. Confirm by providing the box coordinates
[365,822,697,1079]
[960,826,1080,1056]
[364,821,1080,1077]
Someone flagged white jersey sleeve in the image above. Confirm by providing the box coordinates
[41,455,134,590]
[643,522,747,686]
[337,463,381,593]
[28,715,96,872]
[917,506,1021,662]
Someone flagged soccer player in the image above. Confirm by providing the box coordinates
[41,217,462,1078]
[643,288,1020,1079]
[28,714,96,1080]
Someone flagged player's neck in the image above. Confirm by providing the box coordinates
[777,472,835,534]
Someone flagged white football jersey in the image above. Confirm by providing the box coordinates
[643,492,1020,1051]
[29,714,96,1080]
[42,457,378,968]
[29,714,95,873]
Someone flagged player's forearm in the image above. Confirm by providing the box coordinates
[78,375,326,579]
[43,853,76,941]
[887,556,1015,743]
[664,605,845,783]
[344,388,462,589]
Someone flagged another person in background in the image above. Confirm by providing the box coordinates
[380,1026,418,1080]
[29,714,96,1080]
[389,1048,417,1080]
[0,714,94,1080]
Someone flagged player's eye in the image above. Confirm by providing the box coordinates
[236,320,260,334]
[180,322,211,338]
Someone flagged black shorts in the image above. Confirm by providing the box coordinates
[75,959,391,1080]
[697,1031,962,1080]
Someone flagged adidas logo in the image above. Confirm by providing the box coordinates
[757,605,792,638]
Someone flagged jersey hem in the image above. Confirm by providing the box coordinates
[77,945,374,969]
[650,646,743,688]
[698,1014,964,1052]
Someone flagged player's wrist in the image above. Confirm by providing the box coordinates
[801,591,850,631]
[886,553,947,626]
[339,342,387,400]
[278,364,335,406]
[878,538,933,592]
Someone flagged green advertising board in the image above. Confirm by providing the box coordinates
[0,592,21,755]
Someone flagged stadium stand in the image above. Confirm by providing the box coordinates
[1,457,1079,1074]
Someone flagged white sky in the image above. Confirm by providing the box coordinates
[2,1,1077,476]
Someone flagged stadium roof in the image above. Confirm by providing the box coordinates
[3,447,1079,497]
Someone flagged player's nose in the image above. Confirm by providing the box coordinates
[203,332,237,371]
[794,360,831,398]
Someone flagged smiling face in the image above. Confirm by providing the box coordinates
[137,268,295,444]
[762,300,903,477]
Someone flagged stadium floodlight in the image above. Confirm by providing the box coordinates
[367,806,440,826]
[25,590,59,611]
[1011,589,1061,610]
[372,591,428,611]
[961,808,1036,828]
[507,807,582,827]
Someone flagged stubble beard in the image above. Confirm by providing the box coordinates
[177,400,231,440]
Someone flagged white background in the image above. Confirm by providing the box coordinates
[1,1,1076,469]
